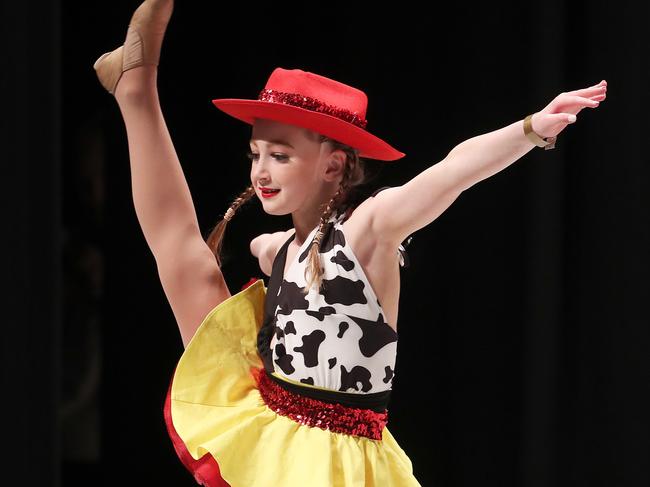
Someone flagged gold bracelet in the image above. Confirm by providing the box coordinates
[524,114,557,150]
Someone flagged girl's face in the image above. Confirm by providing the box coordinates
[248,118,343,216]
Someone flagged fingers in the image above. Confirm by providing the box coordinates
[574,95,601,107]
[567,86,605,98]
[566,80,607,98]
[553,95,600,112]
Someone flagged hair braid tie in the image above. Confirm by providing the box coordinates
[223,207,235,221]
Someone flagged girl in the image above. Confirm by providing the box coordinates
[93,1,607,485]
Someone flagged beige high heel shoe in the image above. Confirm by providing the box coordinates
[93,0,174,95]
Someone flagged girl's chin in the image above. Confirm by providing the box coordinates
[262,208,292,216]
[259,200,291,216]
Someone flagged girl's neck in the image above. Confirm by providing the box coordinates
[291,206,342,245]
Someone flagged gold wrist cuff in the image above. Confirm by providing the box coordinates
[524,114,557,150]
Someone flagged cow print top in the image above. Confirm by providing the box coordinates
[257,187,411,399]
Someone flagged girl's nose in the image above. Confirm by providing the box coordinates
[252,160,271,183]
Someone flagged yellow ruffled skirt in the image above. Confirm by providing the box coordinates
[163,278,422,486]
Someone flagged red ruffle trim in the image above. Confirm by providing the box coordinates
[163,367,231,487]
[162,276,259,485]
[241,277,261,291]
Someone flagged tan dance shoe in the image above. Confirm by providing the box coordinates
[93,0,174,95]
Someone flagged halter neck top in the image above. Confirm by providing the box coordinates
[256,187,412,411]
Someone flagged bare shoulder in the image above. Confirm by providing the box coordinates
[269,228,296,258]
[252,228,295,276]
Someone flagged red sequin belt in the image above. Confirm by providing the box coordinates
[251,366,388,441]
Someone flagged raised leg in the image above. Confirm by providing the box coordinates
[95,2,233,346]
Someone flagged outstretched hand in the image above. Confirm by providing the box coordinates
[531,80,607,138]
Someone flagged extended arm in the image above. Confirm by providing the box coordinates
[370,80,608,246]
[443,116,545,192]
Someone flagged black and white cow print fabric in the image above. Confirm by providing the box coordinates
[269,208,403,394]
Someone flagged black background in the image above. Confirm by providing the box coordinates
[2,1,649,486]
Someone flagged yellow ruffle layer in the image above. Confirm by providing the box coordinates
[170,278,421,486]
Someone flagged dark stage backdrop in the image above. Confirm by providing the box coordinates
[3,1,649,486]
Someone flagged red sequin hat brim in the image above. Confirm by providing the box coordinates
[211,68,406,162]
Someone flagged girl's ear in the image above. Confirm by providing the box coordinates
[323,149,346,182]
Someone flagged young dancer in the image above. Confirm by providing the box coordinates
[93,1,606,485]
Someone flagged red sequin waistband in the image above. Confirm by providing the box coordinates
[251,366,388,441]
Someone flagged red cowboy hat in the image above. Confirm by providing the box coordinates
[211,67,405,162]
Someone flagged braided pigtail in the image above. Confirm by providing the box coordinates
[206,185,257,267]
[302,135,365,294]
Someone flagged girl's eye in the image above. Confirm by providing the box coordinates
[245,151,288,161]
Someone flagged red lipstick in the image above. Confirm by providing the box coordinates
[260,187,281,198]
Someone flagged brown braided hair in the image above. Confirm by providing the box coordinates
[205,185,256,267]
[205,132,366,281]
[301,134,365,294]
